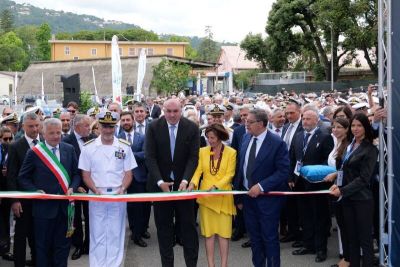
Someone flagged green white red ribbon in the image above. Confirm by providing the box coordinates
[0,190,331,202]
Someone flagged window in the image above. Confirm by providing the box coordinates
[147,48,154,56]
[119,47,123,56]
[73,56,79,60]
[128,47,135,56]
[166,48,173,56]
[91,48,97,56]
[64,46,70,55]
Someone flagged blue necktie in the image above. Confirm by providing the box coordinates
[169,125,176,160]
[303,132,311,154]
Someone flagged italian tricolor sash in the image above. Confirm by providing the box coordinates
[32,142,75,237]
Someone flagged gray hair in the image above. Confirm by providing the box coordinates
[239,104,254,112]
[271,108,284,117]
[322,106,334,117]
[302,104,320,119]
[22,112,39,123]
[73,114,90,129]
[249,109,269,127]
[43,118,62,133]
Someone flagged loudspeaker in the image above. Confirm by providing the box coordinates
[126,85,134,95]
[61,74,80,107]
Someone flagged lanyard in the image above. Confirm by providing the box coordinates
[340,139,359,170]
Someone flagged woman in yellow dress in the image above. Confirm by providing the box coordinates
[187,124,236,267]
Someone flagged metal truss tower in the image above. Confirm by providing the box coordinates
[378,0,393,266]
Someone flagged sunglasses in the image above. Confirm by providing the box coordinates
[2,137,13,141]
[101,124,115,129]
[67,110,76,113]
[4,113,11,116]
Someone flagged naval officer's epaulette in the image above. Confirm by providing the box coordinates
[118,138,131,146]
[83,139,95,146]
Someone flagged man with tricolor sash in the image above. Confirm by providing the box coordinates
[17,118,81,267]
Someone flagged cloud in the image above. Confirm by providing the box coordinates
[15,0,273,42]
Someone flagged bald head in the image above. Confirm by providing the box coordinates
[163,99,182,125]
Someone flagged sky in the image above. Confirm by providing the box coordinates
[14,0,275,43]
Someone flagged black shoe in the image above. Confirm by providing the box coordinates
[280,235,296,243]
[241,240,251,248]
[71,247,83,260]
[315,251,327,262]
[134,238,148,247]
[231,230,244,241]
[291,241,303,248]
[292,248,315,255]
[25,259,35,266]
[142,231,150,239]
[2,252,14,261]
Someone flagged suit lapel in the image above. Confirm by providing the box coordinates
[59,143,68,170]
[71,133,81,155]
[240,134,251,170]
[254,132,272,170]
[304,128,320,154]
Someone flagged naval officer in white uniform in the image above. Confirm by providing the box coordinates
[79,111,137,267]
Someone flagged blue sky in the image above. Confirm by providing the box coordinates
[15,0,274,42]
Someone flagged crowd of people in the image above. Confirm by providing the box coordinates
[0,84,386,267]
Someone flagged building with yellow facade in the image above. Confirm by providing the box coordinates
[49,40,188,61]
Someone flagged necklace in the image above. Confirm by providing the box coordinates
[210,144,225,175]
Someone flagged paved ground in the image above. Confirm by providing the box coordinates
[0,211,340,267]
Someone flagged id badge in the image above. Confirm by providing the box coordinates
[336,170,343,187]
[294,161,302,176]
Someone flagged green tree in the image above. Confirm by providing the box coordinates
[151,59,191,95]
[168,35,198,59]
[0,9,14,33]
[16,25,39,61]
[35,23,52,61]
[0,32,28,71]
[233,69,260,90]
[196,26,220,62]
[79,90,93,114]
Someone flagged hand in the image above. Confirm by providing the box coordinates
[116,186,126,195]
[248,184,262,198]
[373,107,387,123]
[329,184,342,197]
[324,173,336,183]
[368,84,374,95]
[187,183,195,192]
[208,185,217,191]
[93,188,101,195]
[11,202,23,218]
[2,167,7,177]
[77,187,87,193]
[236,203,243,210]
[288,182,295,189]
[159,182,174,192]
[66,188,74,196]
[178,182,187,191]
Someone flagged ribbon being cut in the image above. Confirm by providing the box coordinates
[0,189,331,202]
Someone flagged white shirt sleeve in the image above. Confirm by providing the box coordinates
[123,146,137,171]
[78,146,91,171]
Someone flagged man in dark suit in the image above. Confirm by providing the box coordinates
[234,109,289,267]
[145,98,199,267]
[7,112,41,267]
[119,111,150,247]
[62,114,94,260]
[133,102,150,136]
[18,118,80,267]
[280,101,303,244]
[289,107,334,262]
[146,97,161,119]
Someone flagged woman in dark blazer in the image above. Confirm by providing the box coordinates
[329,113,377,267]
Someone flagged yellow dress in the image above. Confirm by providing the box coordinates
[190,146,237,238]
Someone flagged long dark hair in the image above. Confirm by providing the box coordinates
[349,113,374,143]
[333,118,352,162]
[333,105,353,120]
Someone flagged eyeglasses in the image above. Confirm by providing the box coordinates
[4,113,11,116]
[67,109,76,113]
[101,124,115,129]
[2,137,13,141]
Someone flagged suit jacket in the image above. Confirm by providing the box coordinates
[145,116,199,191]
[281,122,303,147]
[118,131,147,182]
[150,104,161,119]
[289,128,334,186]
[341,140,378,201]
[17,142,81,219]
[231,124,246,152]
[234,131,290,197]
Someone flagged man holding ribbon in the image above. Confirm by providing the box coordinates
[17,118,80,267]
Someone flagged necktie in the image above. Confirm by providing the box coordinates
[275,128,280,134]
[303,132,311,153]
[81,136,89,143]
[51,147,57,155]
[127,133,132,144]
[246,137,257,188]
[32,139,38,146]
[138,124,144,135]
[169,125,176,160]
[284,124,294,148]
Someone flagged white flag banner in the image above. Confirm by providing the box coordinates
[92,66,100,104]
[41,72,45,101]
[111,35,122,104]
[136,48,147,102]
